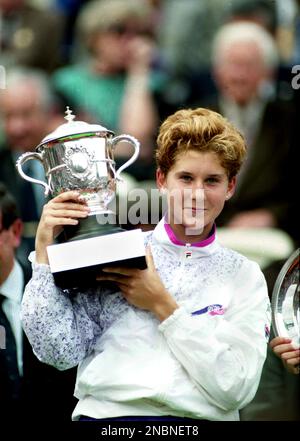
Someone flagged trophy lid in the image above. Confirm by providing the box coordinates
[37,107,114,148]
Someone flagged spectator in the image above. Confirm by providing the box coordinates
[52,0,165,181]
[0,182,76,422]
[201,21,296,243]
[0,68,63,273]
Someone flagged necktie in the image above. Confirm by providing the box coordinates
[0,294,21,403]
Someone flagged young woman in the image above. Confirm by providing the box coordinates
[21,107,270,421]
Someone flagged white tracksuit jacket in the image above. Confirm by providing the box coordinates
[21,218,271,421]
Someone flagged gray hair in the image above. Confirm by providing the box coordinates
[212,21,279,70]
[3,67,55,112]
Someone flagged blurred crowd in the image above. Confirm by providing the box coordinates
[0,0,299,422]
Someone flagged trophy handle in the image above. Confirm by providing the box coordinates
[111,134,140,180]
[16,152,50,196]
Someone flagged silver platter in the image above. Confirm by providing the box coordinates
[271,249,299,346]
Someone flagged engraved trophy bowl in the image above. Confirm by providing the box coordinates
[16,107,140,242]
[271,248,300,347]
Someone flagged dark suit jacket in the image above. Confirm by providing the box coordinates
[0,262,77,422]
[0,148,41,274]
[0,148,39,221]
[199,97,296,242]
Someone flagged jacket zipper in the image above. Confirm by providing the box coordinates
[170,243,192,293]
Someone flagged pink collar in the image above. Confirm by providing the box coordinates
[164,220,216,248]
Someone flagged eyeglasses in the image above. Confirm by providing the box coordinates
[107,23,152,38]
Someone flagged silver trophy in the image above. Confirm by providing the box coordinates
[16,107,146,288]
[271,249,299,347]
[16,107,140,240]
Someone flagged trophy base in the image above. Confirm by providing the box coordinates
[47,228,147,290]
[50,255,147,291]
[57,212,122,242]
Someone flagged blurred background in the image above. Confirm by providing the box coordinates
[0,0,299,422]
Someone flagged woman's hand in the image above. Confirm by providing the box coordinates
[35,191,90,264]
[270,336,300,375]
[97,247,178,321]
[126,35,155,75]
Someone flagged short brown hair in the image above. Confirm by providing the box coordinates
[155,107,246,180]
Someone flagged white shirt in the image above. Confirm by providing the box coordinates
[0,259,24,375]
